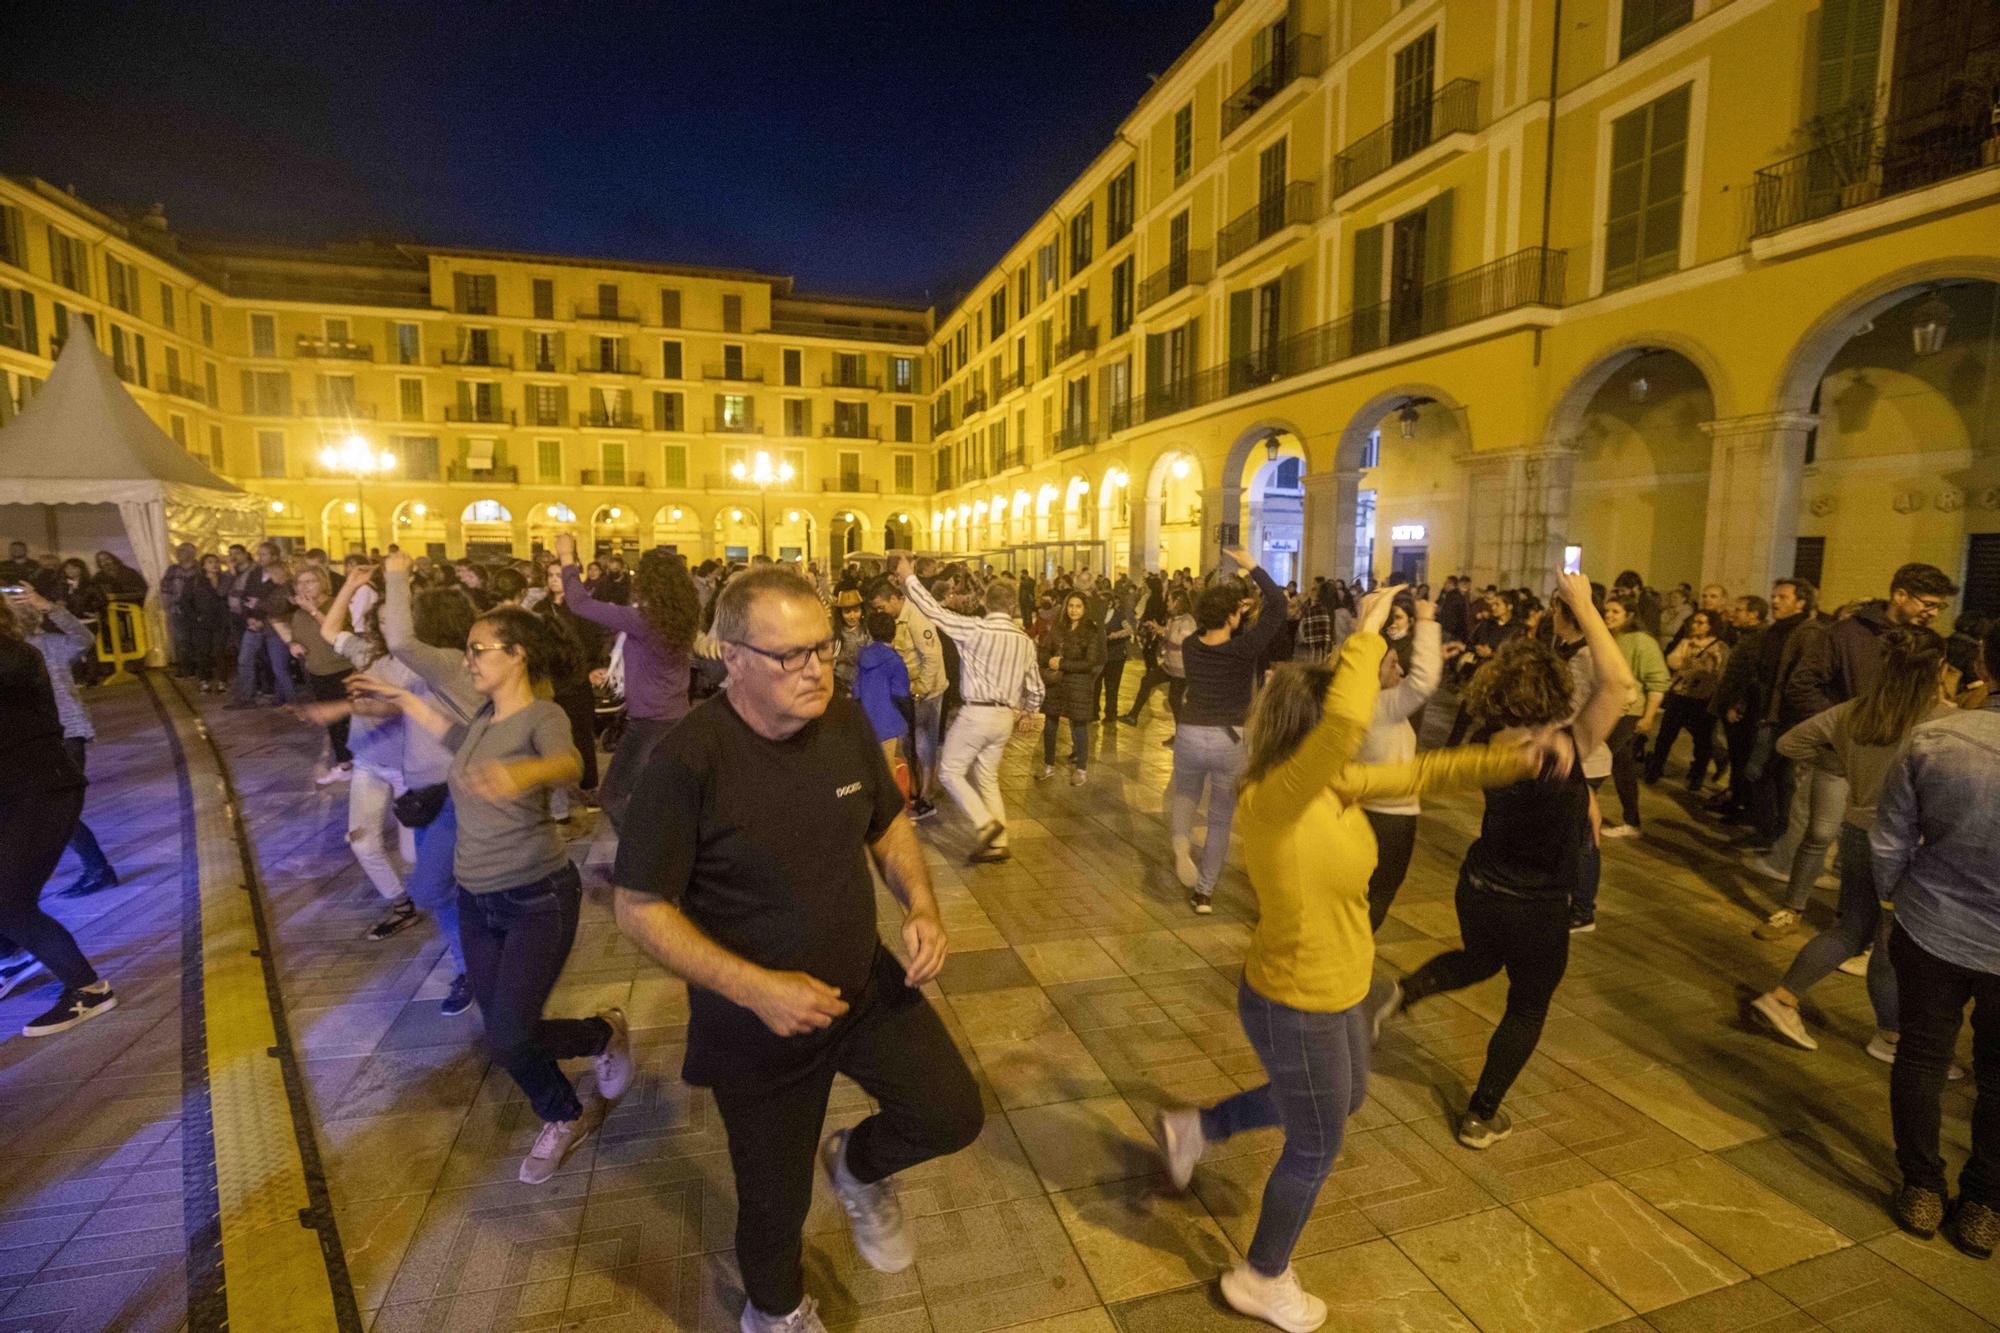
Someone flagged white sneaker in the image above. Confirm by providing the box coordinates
[314,762,352,786]
[518,1108,596,1184]
[740,1295,827,1333]
[1173,837,1198,890]
[1600,823,1640,839]
[1154,1107,1204,1190]
[1838,950,1871,977]
[0,952,46,1002]
[1367,977,1404,1046]
[594,1007,632,1099]
[1742,852,1789,883]
[1069,768,1086,787]
[1037,764,1055,781]
[1750,993,1818,1051]
[820,1129,914,1273]
[1868,1031,1966,1080]
[1219,1262,1327,1333]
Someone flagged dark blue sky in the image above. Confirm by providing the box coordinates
[0,0,1215,307]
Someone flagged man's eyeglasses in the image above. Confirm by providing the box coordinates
[728,637,840,673]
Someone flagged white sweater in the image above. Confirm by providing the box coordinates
[1356,621,1442,816]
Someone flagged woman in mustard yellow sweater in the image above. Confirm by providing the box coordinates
[1153,588,1544,1333]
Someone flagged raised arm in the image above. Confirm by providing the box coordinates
[895,557,982,637]
[555,534,646,637]
[30,595,95,656]
[1378,606,1442,723]
[379,553,475,715]
[1557,572,1637,756]
[1251,589,1397,823]
[320,565,373,643]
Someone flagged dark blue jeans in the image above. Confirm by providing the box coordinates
[456,862,608,1124]
[233,622,295,703]
[1198,980,1369,1275]
[409,797,465,971]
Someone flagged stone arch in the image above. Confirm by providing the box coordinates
[390,500,447,556]
[318,497,366,555]
[1773,257,2000,417]
[1332,383,1468,471]
[828,508,871,565]
[1220,416,1319,491]
[1137,448,1205,575]
[768,505,818,563]
[1540,333,1734,449]
[883,510,916,552]
[460,499,514,558]
[650,502,705,557]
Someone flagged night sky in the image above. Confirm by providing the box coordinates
[0,0,1216,308]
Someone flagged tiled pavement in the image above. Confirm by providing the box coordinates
[4,678,1999,1330]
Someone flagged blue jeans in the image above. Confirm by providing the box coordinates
[1779,823,1897,1029]
[409,797,465,972]
[1171,724,1246,895]
[233,623,295,703]
[1198,981,1369,1275]
[1775,767,1848,912]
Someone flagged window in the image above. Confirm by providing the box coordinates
[1793,535,1827,589]
[453,272,497,315]
[393,322,419,364]
[660,339,683,379]
[1359,430,1381,469]
[661,442,688,487]
[257,430,286,478]
[1963,534,2000,619]
[660,288,681,327]
[325,317,350,344]
[1017,267,1030,320]
[48,229,89,294]
[894,402,914,442]
[537,438,562,482]
[1107,163,1136,244]
[838,451,862,491]
[159,282,176,332]
[399,378,425,422]
[890,356,915,392]
[250,313,277,358]
[133,333,148,386]
[596,282,620,318]
[170,414,187,446]
[318,374,357,413]
[1620,0,1693,60]
[1392,31,1438,162]
[240,369,290,415]
[719,393,750,428]
[532,278,554,320]
[1037,317,1052,379]
[0,288,37,355]
[1110,258,1135,336]
[1037,237,1060,300]
[723,445,749,475]
[1069,204,1094,278]
[200,302,213,346]
[723,344,744,378]
[833,401,869,437]
[784,399,811,436]
[987,287,1008,340]
[722,293,742,332]
[104,259,132,313]
[783,448,807,482]
[600,440,626,484]
[654,390,683,430]
[1173,103,1194,184]
[0,205,22,269]
[205,361,218,407]
[526,383,564,426]
[165,345,181,387]
[1603,84,1692,293]
[207,425,223,470]
[1066,288,1089,344]
[528,329,559,372]
[783,347,802,386]
[894,454,915,493]
[401,436,440,481]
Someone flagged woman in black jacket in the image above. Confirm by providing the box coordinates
[1038,592,1104,786]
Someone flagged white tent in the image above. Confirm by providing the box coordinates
[0,334,263,664]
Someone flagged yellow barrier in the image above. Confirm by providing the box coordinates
[96,601,148,684]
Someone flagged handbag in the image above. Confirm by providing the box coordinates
[393,782,449,829]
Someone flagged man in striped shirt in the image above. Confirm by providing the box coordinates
[895,556,1043,864]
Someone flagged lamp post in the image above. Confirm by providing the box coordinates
[729,449,795,557]
[316,433,397,555]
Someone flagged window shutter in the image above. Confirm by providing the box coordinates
[452,273,470,312]
[18,291,35,354]
[240,369,255,413]
[1815,0,1883,118]
[456,381,472,417]
[1424,188,1454,288]
[1227,289,1253,370]
[1351,225,1384,309]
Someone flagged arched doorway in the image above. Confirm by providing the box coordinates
[591,504,639,562]
[1141,450,1204,574]
[460,499,514,559]
[883,511,914,552]
[651,503,702,557]
[319,498,368,556]
[391,500,447,558]
[1095,466,1133,575]
[1333,389,1467,585]
[527,502,577,558]
[769,507,817,563]
[829,510,871,565]
[714,507,761,561]
[1553,345,1718,591]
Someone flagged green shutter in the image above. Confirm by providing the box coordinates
[1815,0,1883,118]
[1144,331,1166,398]
[1228,288,1253,369]
[1350,225,1384,310]
[1424,189,1454,287]
[19,290,35,355]
[240,369,255,413]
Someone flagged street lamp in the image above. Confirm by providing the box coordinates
[729,449,795,557]
[316,433,396,554]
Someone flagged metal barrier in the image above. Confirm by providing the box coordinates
[96,601,148,683]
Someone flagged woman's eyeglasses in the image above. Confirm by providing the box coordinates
[728,637,840,673]
[463,641,513,664]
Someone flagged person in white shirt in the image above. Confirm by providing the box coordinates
[894,557,1043,864]
[1359,596,1444,929]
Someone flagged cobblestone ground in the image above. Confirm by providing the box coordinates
[3,679,1996,1330]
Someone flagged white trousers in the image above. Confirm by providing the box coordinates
[938,705,1016,847]
[349,765,414,901]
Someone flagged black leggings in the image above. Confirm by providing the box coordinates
[1645,693,1716,786]
[1606,714,1641,828]
[551,681,600,791]
[1098,658,1128,720]
[1042,716,1089,767]
[1364,810,1418,931]
[1128,664,1176,718]
[305,668,354,763]
[0,785,99,989]
[1402,877,1569,1119]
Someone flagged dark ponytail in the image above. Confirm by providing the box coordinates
[476,605,576,686]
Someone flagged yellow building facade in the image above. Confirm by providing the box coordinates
[2,0,1996,613]
[924,0,2000,613]
[0,181,934,565]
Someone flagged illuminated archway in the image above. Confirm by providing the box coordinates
[769,506,817,563]
[460,499,514,558]
[884,511,915,551]
[1141,450,1204,573]
[527,502,577,557]
[652,503,702,557]
[829,509,872,565]
[391,500,446,557]
[590,504,639,561]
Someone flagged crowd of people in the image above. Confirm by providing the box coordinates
[3,523,1998,1331]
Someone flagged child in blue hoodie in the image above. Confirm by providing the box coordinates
[855,610,913,774]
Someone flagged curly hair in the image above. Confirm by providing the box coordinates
[1463,636,1575,729]
[633,549,699,653]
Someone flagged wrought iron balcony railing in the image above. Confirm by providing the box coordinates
[1333,79,1481,197]
[1138,250,1213,313]
[1217,182,1318,265]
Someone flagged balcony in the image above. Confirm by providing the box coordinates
[822,478,881,494]
[822,372,882,391]
[703,363,765,383]
[295,335,374,360]
[1053,324,1099,367]
[1217,181,1318,268]
[442,347,514,370]
[163,375,207,405]
[996,367,1026,398]
[887,374,923,394]
[1138,250,1213,314]
[822,422,882,440]
[298,398,377,420]
[573,301,640,323]
[447,464,518,483]
[444,404,516,425]
[1222,34,1323,139]
[768,317,928,346]
[579,410,643,429]
[1751,111,2000,238]
[1052,418,1096,453]
[580,470,646,487]
[932,402,955,433]
[576,355,641,376]
[525,354,561,373]
[705,416,763,435]
[962,389,988,418]
[934,455,955,490]
[1333,79,1481,201]
[525,408,566,428]
[992,444,1027,472]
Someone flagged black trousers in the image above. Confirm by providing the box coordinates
[1098,657,1128,720]
[1890,922,2000,1207]
[1605,715,1641,828]
[1645,693,1716,786]
[1364,810,1418,932]
[456,863,608,1124]
[599,715,681,833]
[551,681,600,791]
[1128,664,1176,718]
[0,785,97,989]
[1719,715,1758,812]
[1043,716,1090,766]
[712,960,983,1316]
[305,668,354,763]
[1403,877,1570,1119]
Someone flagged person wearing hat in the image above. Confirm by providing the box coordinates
[834,589,868,696]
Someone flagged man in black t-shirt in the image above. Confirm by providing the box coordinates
[613,566,981,1333]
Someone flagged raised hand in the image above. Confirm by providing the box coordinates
[1357,588,1397,635]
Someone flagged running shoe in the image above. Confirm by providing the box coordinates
[1218,1262,1327,1333]
[1749,993,1817,1050]
[315,762,353,786]
[1867,1031,1965,1080]
[1188,892,1213,916]
[910,798,938,821]
[1154,1106,1204,1190]
[1567,907,1596,934]
[1753,908,1801,941]
[59,866,120,898]
[739,1296,827,1333]
[1838,949,1871,977]
[363,898,419,941]
[970,821,1004,860]
[22,982,117,1037]
[0,953,46,1002]
[820,1128,914,1273]
[1456,1106,1513,1150]
[1600,823,1640,839]
[1173,839,1199,890]
[1069,768,1086,787]
[1036,764,1055,781]
[518,1106,597,1185]
[440,972,474,1017]
[594,1007,632,1099]
[1742,852,1790,883]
